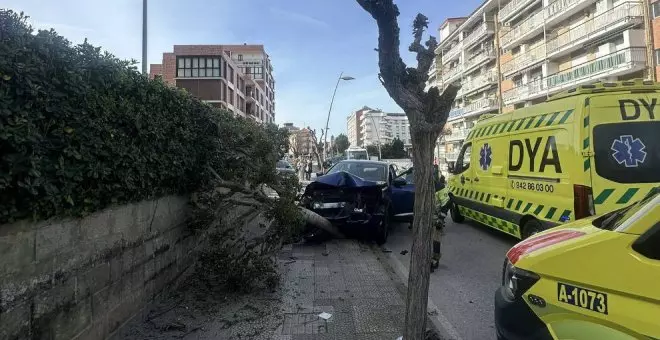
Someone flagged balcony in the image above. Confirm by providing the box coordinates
[464,48,496,73]
[442,65,463,83]
[502,77,548,105]
[428,60,438,76]
[546,48,646,91]
[546,2,643,58]
[445,151,470,162]
[445,129,471,142]
[500,10,544,50]
[501,44,546,76]
[499,0,538,23]
[545,0,593,27]
[442,41,463,64]
[448,107,466,121]
[445,151,461,161]
[463,22,495,49]
[464,97,498,116]
[462,71,498,95]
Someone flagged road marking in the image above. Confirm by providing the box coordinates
[386,251,464,340]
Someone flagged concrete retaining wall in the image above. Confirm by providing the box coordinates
[0,196,196,340]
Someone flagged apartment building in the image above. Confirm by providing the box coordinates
[357,109,412,147]
[284,123,315,157]
[652,0,660,79]
[346,106,374,147]
[149,44,275,124]
[430,0,651,172]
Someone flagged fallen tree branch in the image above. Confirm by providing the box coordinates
[299,207,345,239]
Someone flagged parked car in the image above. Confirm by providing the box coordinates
[276,160,296,175]
[494,188,659,340]
[300,160,414,244]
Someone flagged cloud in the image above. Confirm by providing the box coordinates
[269,7,329,28]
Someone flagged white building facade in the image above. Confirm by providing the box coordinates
[429,0,649,174]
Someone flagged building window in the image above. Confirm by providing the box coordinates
[176,57,220,78]
[655,49,660,65]
[229,88,234,106]
[238,54,243,61]
[228,67,234,84]
[653,2,660,18]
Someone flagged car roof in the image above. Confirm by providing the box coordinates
[335,160,389,166]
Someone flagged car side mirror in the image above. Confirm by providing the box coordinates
[632,223,660,260]
[316,171,324,177]
[392,177,407,187]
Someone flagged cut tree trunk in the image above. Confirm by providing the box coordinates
[405,128,438,340]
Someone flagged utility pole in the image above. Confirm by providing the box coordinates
[142,0,148,75]
[643,0,656,81]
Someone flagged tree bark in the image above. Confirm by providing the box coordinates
[405,126,438,340]
[354,1,460,339]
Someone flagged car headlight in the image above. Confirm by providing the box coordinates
[313,202,346,209]
[501,258,539,300]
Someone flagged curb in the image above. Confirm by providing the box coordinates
[373,245,463,340]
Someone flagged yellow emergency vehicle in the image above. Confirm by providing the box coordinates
[447,79,660,239]
[494,189,659,340]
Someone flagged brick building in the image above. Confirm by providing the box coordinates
[149,44,275,123]
[652,0,660,79]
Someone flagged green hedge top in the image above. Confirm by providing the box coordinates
[0,10,288,224]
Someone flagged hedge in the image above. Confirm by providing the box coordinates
[0,10,288,223]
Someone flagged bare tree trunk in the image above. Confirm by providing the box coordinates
[406,129,437,339]
[354,1,460,338]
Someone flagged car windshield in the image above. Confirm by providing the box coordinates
[326,162,387,182]
[594,191,657,231]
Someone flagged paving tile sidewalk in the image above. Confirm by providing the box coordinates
[118,239,409,340]
[274,239,406,340]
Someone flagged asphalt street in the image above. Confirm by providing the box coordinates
[384,219,519,340]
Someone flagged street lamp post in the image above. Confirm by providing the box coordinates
[368,114,382,160]
[142,0,147,75]
[323,72,354,165]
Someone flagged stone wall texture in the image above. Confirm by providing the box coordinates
[0,196,196,340]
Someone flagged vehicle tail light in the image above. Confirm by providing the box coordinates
[506,230,586,265]
[574,184,595,219]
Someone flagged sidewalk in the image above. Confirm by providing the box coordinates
[275,240,406,339]
[118,240,409,340]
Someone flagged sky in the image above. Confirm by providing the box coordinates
[6,0,484,138]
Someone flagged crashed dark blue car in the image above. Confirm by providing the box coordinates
[299,160,415,244]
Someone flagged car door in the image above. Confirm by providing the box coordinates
[449,142,474,204]
[390,165,415,220]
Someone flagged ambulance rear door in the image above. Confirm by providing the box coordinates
[587,94,660,215]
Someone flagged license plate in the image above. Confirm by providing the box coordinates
[557,282,608,314]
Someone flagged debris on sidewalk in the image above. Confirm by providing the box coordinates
[119,239,409,339]
[382,247,393,253]
[400,249,409,255]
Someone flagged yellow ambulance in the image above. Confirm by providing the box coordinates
[447,79,659,239]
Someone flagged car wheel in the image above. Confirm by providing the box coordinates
[375,208,390,245]
[522,219,544,239]
[450,202,465,223]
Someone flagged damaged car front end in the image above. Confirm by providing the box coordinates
[299,161,415,244]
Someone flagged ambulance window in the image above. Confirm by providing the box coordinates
[456,143,472,173]
[593,122,660,183]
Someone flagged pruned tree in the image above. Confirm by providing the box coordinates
[355,1,460,339]
[307,127,324,169]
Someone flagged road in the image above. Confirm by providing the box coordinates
[384,219,519,340]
